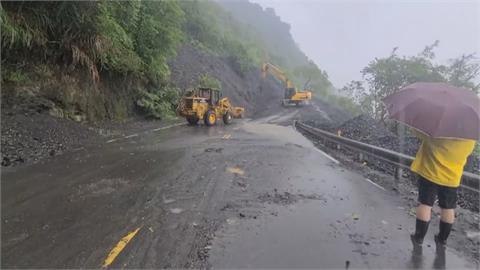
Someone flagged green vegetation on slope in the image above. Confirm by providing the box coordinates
[1,1,185,120]
[1,0,338,120]
[197,74,222,89]
[1,1,184,82]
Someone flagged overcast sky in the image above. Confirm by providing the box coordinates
[250,0,480,88]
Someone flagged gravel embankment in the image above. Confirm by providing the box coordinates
[306,114,479,174]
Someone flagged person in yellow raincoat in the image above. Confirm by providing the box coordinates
[410,130,476,247]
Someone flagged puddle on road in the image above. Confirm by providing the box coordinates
[169,208,184,214]
[163,198,176,204]
[241,122,311,147]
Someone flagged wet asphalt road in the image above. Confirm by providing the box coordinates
[1,118,476,269]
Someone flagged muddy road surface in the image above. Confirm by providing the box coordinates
[1,116,477,269]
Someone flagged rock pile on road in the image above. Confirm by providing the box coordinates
[1,112,98,167]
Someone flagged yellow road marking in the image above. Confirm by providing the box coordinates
[226,167,244,175]
[102,227,141,268]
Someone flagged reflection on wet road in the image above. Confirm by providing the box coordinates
[1,119,476,268]
[210,122,473,268]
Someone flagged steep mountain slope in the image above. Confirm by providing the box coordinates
[169,44,283,117]
[218,0,308,68]
[1,0,349,167]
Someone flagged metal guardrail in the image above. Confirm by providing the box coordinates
[295,121,480,193]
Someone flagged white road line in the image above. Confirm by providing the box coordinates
[365,178,386,191]
[106,123,185,143]
[313,147,340,164]
[124,134,138,139]
[153,123,185,131]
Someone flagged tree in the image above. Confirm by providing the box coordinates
[340,80,365,104]
[293,60,332,96]
[197,74,221,89]
[133,1,185,83]
[444,53,480,92]
[343,41,479,122]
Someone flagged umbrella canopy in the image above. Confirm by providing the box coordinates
[383,82,480,140]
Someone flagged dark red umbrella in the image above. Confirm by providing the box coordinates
[383,82,480,140]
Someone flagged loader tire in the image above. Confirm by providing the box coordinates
[204,110,216,126]
[223,112,232,125]
[187,116,199,125]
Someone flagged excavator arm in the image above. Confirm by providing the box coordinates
[261,62,312,106]
[261,63,295,89]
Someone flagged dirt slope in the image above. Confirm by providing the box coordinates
[169,45,284,117]
[170,45,351,123]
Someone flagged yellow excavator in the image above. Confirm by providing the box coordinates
[261,62,312,106]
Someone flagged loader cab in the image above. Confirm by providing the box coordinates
[210,89,221,106]
[198,87,221,106]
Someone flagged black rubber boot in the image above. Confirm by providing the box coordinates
[435,221,452,248]
[411,219,429,245]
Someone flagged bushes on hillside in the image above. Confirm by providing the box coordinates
[179,0,261,74]
[197,74,221,89]
[1,1,184,83]
[2,1,185,120]
[136,86,180,119]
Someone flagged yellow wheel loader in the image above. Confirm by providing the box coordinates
[177,88,244,126]
[261,62,312,106]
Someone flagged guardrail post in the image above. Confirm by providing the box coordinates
[394,167,402,182]
[358,153,363,162]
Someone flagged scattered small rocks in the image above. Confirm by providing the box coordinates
[258,191,297,205]
[1,101,99,167]
[204,147,223,153]
[220,202,238,211]
[258,190,326,205]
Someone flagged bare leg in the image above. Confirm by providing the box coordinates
[416,204,432,221]
[440,208,454,223]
